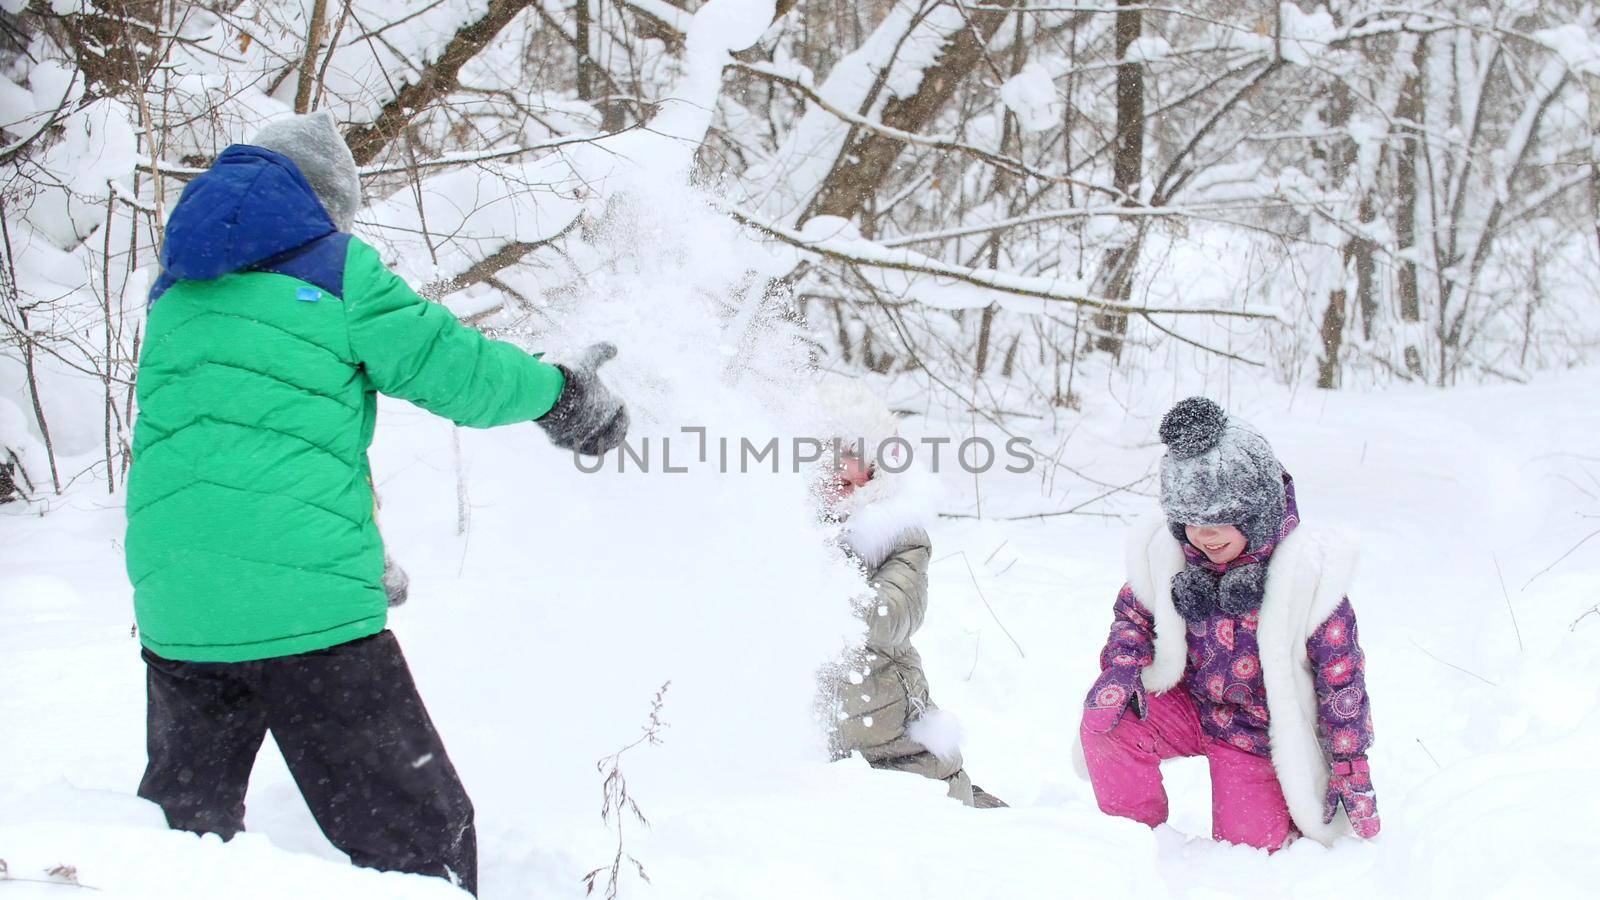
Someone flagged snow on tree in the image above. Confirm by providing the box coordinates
[4,1,1600,492]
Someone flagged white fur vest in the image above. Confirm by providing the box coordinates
[1091,515,1361,846]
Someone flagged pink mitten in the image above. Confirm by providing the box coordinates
[1323,757,1381,838]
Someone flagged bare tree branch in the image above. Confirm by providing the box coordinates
[343,0,538,166]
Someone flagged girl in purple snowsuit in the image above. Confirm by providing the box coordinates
[1076,398,1380,850]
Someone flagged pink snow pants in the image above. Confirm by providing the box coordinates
[1080,688,1295,850]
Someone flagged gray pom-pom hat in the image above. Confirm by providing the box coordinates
[1157,397,1290,621]
[1158,397,1286,551]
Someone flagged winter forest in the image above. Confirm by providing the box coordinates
[2,0,1598,897]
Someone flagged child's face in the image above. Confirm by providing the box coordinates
[1185,523,1248,565]
[835,453,873,498]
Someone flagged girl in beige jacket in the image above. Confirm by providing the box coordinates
[817,386,1003,808]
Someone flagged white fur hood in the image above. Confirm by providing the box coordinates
[839,464,940,568]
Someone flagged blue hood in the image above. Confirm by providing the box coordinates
[159,145,337,281]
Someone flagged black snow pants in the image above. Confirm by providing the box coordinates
[137,630,477,895]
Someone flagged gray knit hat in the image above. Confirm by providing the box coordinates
[250,110,362,232]
[1157,397,1286,551]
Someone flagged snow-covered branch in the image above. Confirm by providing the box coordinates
[733,60,1127,204]
[722,204,1282,322]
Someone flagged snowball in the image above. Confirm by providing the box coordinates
[907,709,964,763]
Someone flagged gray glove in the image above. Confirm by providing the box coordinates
[538,342,629,456]
[382,555,410,607]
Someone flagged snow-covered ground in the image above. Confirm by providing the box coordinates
[4,366,1597,899]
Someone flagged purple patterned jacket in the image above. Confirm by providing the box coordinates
[1085,490,1374,762]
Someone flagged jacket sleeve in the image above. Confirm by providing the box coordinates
[342,237,566,427]
[1082,584,1155,725]
[1098,584,1157,671]
[861,532,930,652]
[1307,597,1374,761]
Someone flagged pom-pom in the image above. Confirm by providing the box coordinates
[1171,567,1219,622]
[1159,397,1228,459]
[1218,563,1267,615]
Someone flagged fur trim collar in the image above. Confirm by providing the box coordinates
[1125,515,1190,693]
[839,465,939,569]
[1257,523,1359,846]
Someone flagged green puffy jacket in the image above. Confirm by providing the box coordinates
[126,144,564,662]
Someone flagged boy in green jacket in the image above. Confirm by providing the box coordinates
[125,111,626,895]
